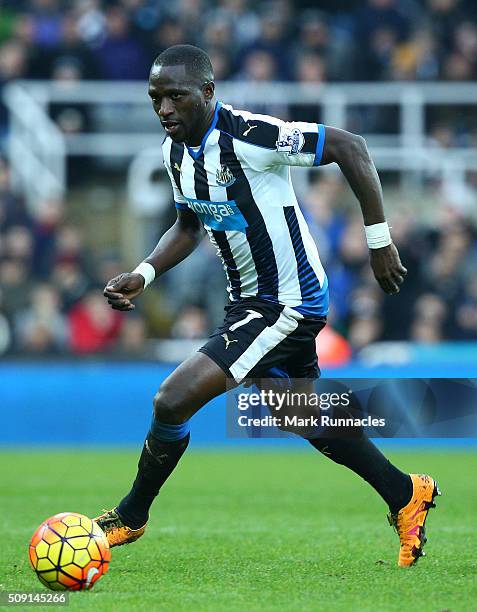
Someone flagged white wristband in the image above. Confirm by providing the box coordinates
[132,262,156,288]
[364,222,392,249]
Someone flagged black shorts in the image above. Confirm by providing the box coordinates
[198,298,327,383]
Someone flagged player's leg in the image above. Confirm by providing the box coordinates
[308,434,412,509]
[95,352,230,545]
[289,335,440,566]
[256,374,413,512]
[252,319,440,566]
[255,371,411,511]
[307,434,440,566]
[95,298,289,545]
[262,321,414,509]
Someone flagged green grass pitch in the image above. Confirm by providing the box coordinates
[2,448,476,611]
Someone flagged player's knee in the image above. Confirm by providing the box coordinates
[153,385,189,425]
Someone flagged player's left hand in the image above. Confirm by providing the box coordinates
[369,243,407,295]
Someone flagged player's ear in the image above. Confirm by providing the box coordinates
[202,81,215,102]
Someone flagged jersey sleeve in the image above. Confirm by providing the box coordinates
[163,158,188,210]
[234,120,326,171]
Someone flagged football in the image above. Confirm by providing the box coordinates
[29,512,110,591]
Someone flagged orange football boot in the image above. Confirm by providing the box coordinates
[93,508,146,547]
[388,474,441,567]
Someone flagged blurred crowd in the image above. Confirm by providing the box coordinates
[0,157,149,356]
[0,0,477,86]
[0,0,477,82]
[1,154,476,359]
[0,0,477,101]
[302,173,477,352]
[0,0,476,360]
[1,1,476,180]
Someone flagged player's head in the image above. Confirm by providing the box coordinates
[149,44,215,144]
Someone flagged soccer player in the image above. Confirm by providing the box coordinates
[96,45,439,567]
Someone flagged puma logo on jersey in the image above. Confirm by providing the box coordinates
[229,310,263,331]
[173,162,182,173]
[243,123,257,137]
[222,333,238,349]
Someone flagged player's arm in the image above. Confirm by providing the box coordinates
[320,126,407,295]
[104,209,204,311]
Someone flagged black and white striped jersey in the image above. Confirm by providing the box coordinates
[162,101,329,317]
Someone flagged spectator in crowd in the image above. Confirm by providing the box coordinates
[31,197,65,277]
[410,293,448,343]
[93,5,149,80]
[392,27,439,80]
[168,0,203,40]
[238,7,291,79]
[28,0,63,49]
[355,0,411,48]
[3,225,34,269]
[171,305,209,339]
[453,20,477,73]
[455,276,477,340]
[289,52,327,123]
[117,315,148,355]
[207,47,233,80]
[0,259,32,323]
[216,0,261,49]
[293,10,354,82]
[121,0,162,42]
[201,13,236,76]
[301,173,348,266]
[14,284,68,354]
[0,158,31,229]
[51,260,90,312]
[150,18,187,56]
[74,0,106,46]
[427,0,466,58]
[0,303,11,355]
[68,288,123,354]
[47,13,99,79]
[0,40,28,141]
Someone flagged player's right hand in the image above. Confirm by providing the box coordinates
[103,273,145,311]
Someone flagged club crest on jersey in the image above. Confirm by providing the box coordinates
[216,165,236,187]
[276,126,305,155]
